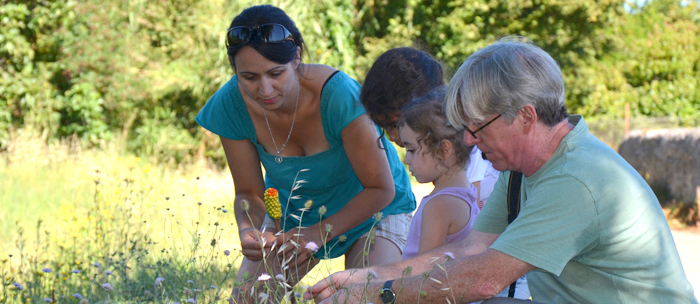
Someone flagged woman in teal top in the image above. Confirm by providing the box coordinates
[195,5,415,301]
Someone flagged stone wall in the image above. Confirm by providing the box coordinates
[618,128,700,205]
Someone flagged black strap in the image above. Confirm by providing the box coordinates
[506,171,523,297]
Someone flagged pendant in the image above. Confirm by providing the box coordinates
[275,155,283,164]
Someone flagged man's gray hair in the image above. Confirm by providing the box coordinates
[445,38,567,128]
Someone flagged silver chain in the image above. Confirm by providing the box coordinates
[263,76,300,163]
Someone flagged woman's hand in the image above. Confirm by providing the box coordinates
[274,228,321,267]
[239,227,276,261]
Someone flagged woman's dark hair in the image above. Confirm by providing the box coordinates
[361,47,445,128]
[227,5,306,70]
[398,86,473,169]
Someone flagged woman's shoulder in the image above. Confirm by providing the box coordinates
[300,64,339,91]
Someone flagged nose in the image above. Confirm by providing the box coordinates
[386,128,403,147]
[463,130,480,146]
[259,77,274,96]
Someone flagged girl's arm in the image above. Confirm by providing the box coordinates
[417,194,472,255]
[220,136,276,261]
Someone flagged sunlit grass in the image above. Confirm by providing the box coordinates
[0,132,344,303]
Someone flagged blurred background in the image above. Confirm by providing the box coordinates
[1,0,698,166]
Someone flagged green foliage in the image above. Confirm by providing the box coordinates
[1,0,698,165]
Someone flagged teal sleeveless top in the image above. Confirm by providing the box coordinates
[195,71,416,259]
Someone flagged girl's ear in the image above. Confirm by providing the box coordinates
[440,139,453,159]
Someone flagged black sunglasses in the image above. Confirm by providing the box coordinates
[226,23,295,47]
[465,114,502,139]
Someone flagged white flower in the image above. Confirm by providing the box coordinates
[258,292,269,301]
[257,273,271,281]
[443,252,455,259]
[72,293,82,299]
[368,269,379,279]
[186,298,196,303]
[155,277,165,286]
[304,242,319,253]
[101,283,113,291]
[275,274,286,281]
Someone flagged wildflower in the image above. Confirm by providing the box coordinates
[72,269,80,274]
[93,262,100,268]
[263,188,282,220]
[259,292,269,301]
[305,242,319,253]
[368,269,379,279]
[186,298,196,303]
[339,235,347,242]
[197,202,202,205]
[325,224,333,232]
[318,205,327,216]
[101,283,113,291]
[241,199,250,211]
[443,252,455,259]
[374,212,383,222]
[105,271,112,275]
[79,299,89,304]
[155,277,164,286]
[42,268,52,273]
[187,280,194,284]
[304,200,313,209]
[222,209,228,213]
[224,250,231,256]
[210,285,217,289]
[275,274,285,281]
[12,283,21,288]
[257,273,271,281]
[44,298,53,302]
[72,293,82,299]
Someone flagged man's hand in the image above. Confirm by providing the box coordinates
[239,228,275,261]
[304,268,375,301]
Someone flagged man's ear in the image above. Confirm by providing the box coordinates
[519,104,538,127]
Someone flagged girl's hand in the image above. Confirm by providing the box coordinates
[239,227,275,261]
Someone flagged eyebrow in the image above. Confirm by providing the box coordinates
[238,66,286,75]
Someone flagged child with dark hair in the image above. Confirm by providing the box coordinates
[397,87,480,260]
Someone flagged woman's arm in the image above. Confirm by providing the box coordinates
[220,136,276,261]
[417,195,471,255]
[279,114,396,254]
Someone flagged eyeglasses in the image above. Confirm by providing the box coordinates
[226,23,295,47]
[465,114,501,139]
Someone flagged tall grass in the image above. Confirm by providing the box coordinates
[0,131,344,303]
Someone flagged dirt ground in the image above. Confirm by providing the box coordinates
[410,183,700,299]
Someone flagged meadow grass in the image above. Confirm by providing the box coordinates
[0,133,345,303]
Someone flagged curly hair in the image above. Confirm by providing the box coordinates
[361,48,445,128]
[398,86,473,169]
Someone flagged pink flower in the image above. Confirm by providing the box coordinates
[257,273,271,281]
[304,242,319,253]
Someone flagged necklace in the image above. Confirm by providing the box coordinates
[263,77,300,164]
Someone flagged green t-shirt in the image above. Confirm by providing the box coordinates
[474,115,698,303]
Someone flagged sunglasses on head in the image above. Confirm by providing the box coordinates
[226,23,295,47]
